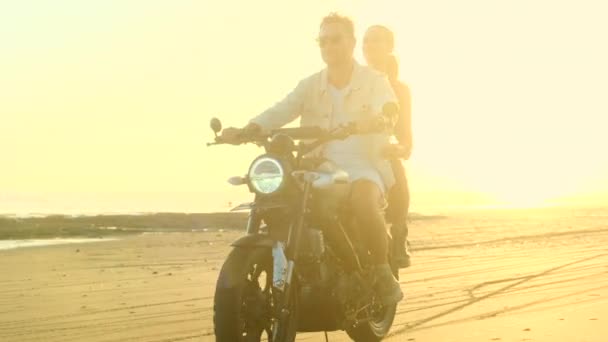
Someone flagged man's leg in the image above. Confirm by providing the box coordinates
[350,179,403,305]
[350,179,388,265]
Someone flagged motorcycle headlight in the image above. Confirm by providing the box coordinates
[248,157,285,194]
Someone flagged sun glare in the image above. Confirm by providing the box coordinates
[1,1,607,213]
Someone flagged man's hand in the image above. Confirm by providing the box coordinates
[382,144,412,160]
[219,123,262,145]
[219,127,246,145]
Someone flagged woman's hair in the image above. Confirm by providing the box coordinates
[368,25,394,51]
[386,54,399,82]
[368,25,398,81]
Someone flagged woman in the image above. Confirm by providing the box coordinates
[363,25,412,268]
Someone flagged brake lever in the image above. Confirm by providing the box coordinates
[206,135,236,147]
[208,133,269,147]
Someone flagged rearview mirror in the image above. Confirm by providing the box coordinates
[210,118,222,134]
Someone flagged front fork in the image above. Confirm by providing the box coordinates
[271,177,312,335]
[245,209,262,235]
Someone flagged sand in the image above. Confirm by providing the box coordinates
[1,207,607,341]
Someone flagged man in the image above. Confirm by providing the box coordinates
[222,13,403,305]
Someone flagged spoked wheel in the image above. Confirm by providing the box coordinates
[242,261,273,340]
[346,249,400,341]
[345,297,397,341]
[214,247,297,342]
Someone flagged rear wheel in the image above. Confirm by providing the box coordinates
[346,240,400,341]
[213,247,297,342]
[345,302,397,342]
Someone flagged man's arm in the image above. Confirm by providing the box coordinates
[248,79,308,133]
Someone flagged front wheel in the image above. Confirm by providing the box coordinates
[213,247,297,342]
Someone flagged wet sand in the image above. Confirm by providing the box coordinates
[1,207,607,341]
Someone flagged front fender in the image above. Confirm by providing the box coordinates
[231,234,275,248]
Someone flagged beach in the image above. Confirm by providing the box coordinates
[1,207,607,341]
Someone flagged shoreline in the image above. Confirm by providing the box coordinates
[0,212,249,240]
[2,202,606,218]
[0,237,119,251]
[2,206,606,241]
[0,211,446,240]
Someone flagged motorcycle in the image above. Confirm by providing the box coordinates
[209,103,402,341]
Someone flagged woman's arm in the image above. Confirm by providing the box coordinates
[394,82,413,158]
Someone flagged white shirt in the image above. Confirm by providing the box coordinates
[249,61,398,190]
[323,84,386,192]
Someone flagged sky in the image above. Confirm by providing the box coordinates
[1,0,607,214]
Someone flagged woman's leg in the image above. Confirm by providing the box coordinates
[349,179,403,304]
[388,160,411,267]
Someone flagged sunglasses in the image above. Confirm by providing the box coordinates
[317,35,345,48]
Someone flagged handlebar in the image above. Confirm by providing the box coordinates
[208,115,392,150]
[270,126,329,140]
